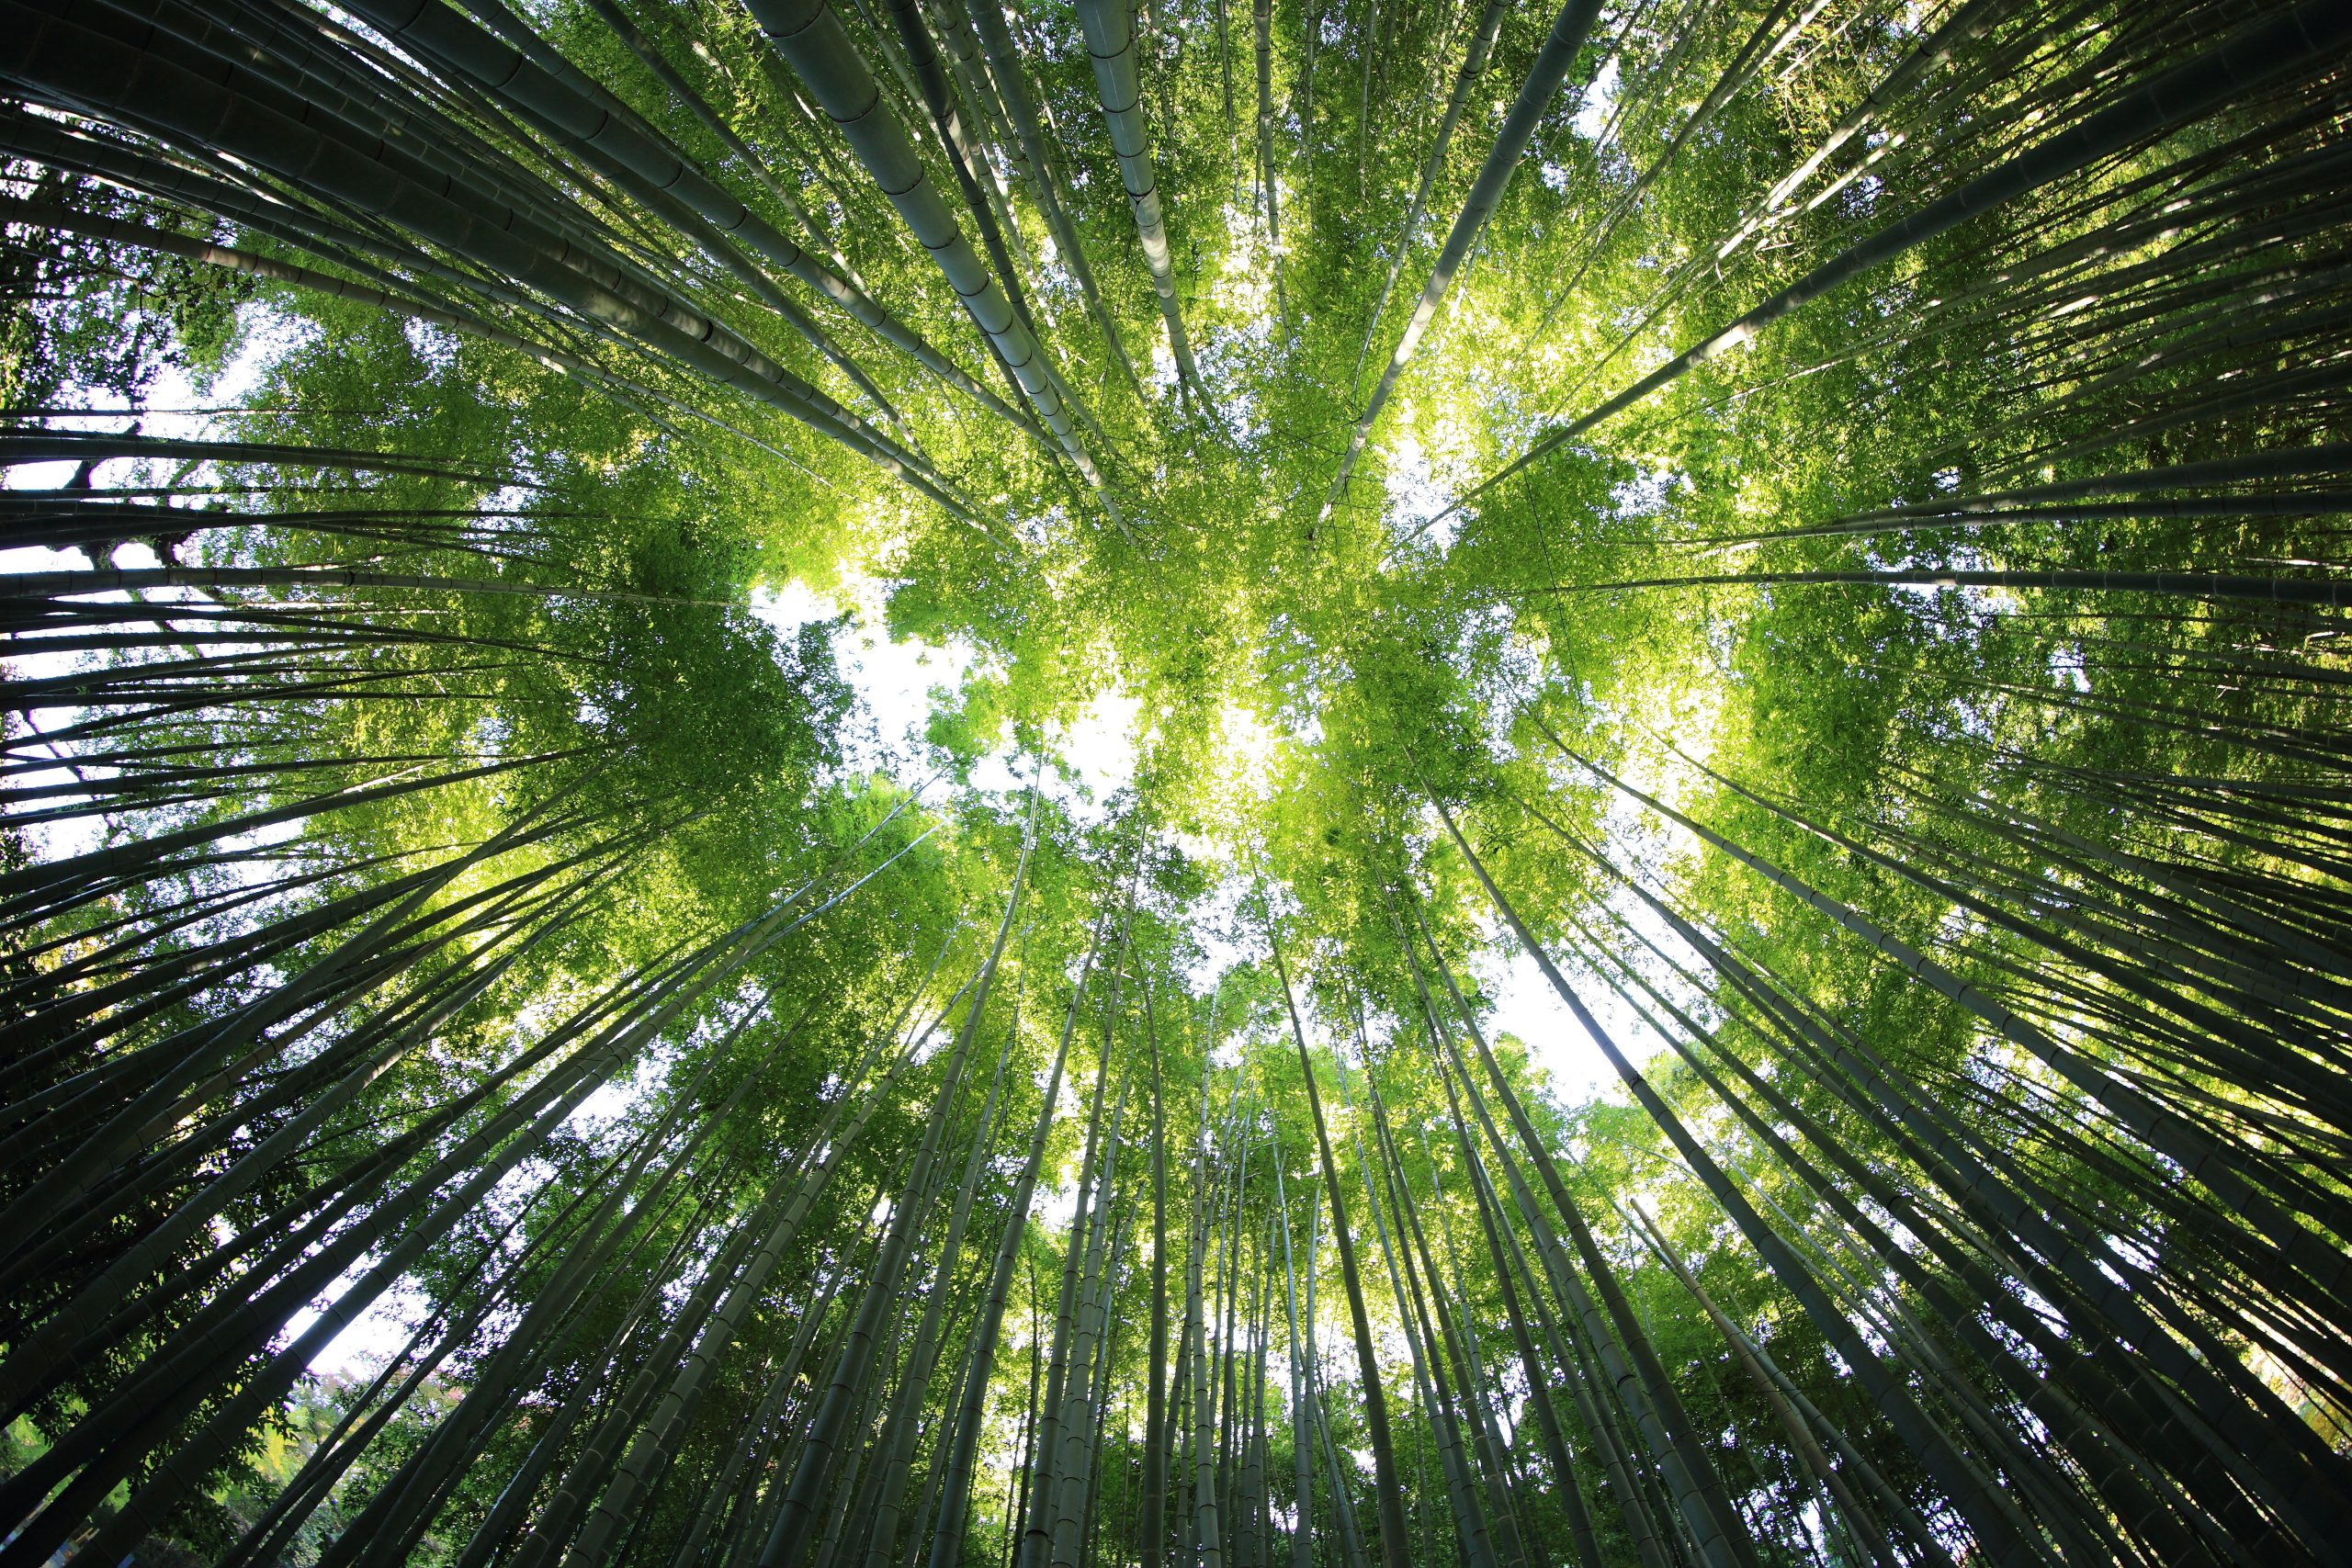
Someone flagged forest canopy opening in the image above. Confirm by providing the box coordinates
[2,0,2348,1565]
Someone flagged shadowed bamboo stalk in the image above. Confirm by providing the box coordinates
[1073,0,1213,409]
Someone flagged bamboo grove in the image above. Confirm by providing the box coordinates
[0,0,2347,1558]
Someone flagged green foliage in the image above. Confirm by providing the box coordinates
[4,1,2346,1564]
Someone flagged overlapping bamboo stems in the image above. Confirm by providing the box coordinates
[0,860,616,1380]
[305,1032,798,1559]
[1408,796,1950,1564]
[7,953,727,1565]
[755,791,1039,1568]
[1120,969,1168,1568]
[1244,1205,1274,1568]
[1270,933,1411,1568]
[509,1207,789,1568]
[1556,0,1837,298]
[1688,441,2352,546]
[8,784,943,1563]
[1424,1001,1767,1568]
[745,1213,895,1568]
[1778,768,2352,1337]
[0,793,602,1145]
[458,1181,766,1568]
[955,0,1147,402]
[1489,772,2351,1554]
[1524,0,2020,368]
[1548,725,2352,1310]
[1186,987,1230,1568]
[816,1139,960,1568]
[4,0,2346,1555]
[739,0,1128,532]
[1272,1156,1312,1568]
[1871,796,2352,1143]
[1212,1084,1251,1565]
[903,0,1038,281]
[1553,566,2352,610]
[1251,0,1286,324]
[402,0,905,426]
[300,0,972,468]
[1071,0,1213,410]
[112,879,917,1561]
[252,0,815,321]
[1,0,985,516]
[218,1196,575,1568]
[561,1021,951,1568]
[1344,1052,1504,1568]
[567,0,854,265]
[1342,0,1507,395]
[873,0,1065,446]
[1046,1070,1132,1568]
[1075,1191,1134,1567]
[924,915,1100,1568]
[1425,1043,1619,1568]
[1403,1110,1545,1568]
[1323,0,1609,519]
[850,1017,1020,1568]
[0,864,616,1271]
[1523,789,2333,1551]
[1447,0,2352,521]
[566,0,1045,434]
[660,1258,855,1568]
[757,938,999,1568]
[1295,1187,1372,1568]
[1012,940,1125,1568]
[1437,1012,1762,1564]
[1626,136,2352,490]
[1556,911,2160,1562]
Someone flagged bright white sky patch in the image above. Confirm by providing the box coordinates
[291,1270,422,1382]
[1058,686,1140,804]
[1476,912,1685,1107]
[1216,201,1275,321]
[752,576,978,775]
[958,669,1140,818]
[752,573,1143,828]
[1572,58,1621,141]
